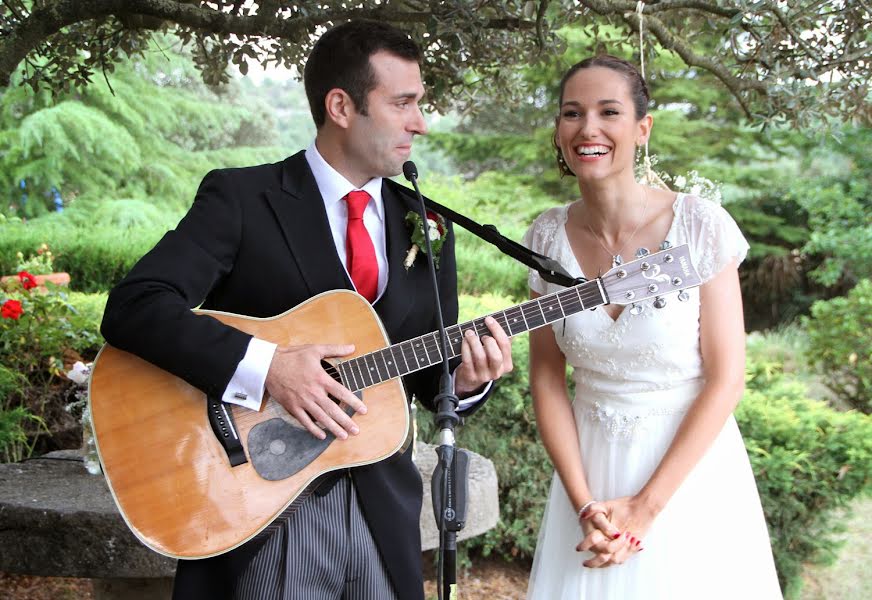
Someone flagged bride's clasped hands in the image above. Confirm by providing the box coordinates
[576,497,657,568]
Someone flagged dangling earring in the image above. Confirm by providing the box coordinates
[556,150,572,178]
[553,130,574,178]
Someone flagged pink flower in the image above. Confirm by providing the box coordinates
[18,271,38,291]
[1,299,23,320]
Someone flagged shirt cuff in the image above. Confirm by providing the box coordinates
[453,372,492,411]
[221,337,277,411]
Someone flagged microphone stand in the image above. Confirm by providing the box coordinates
[403,161,467,600]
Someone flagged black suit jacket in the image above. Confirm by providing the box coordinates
[101,150,465,599]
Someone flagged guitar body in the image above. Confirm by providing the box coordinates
[89,290,409,559]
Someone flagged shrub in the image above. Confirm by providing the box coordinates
[802,279,872,413]
[0,216,169,291]
[738,359,872,597]
[0,271,105,460]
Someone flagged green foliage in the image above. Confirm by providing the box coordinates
[0,215,170,292]
[424,172,555,300]
[0,43,289,217]
[802,280,872,413]
[738,360,872,597]
[0,267,105,462]
[0,401,44,463]
[789,132,872,287]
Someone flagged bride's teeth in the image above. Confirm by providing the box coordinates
[576,145,609,156]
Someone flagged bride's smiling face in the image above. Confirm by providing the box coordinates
[555,66,651,183]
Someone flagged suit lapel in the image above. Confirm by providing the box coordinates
[265,151,352,297]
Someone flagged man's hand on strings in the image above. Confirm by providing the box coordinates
[266,344,365,440]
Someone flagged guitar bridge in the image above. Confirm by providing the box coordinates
[207,397,248,467]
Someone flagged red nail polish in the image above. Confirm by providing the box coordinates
[612,533,621,539]
[635,539,641,547]
[630,536,636,544]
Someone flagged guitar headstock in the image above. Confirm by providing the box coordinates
[601,244,702,306]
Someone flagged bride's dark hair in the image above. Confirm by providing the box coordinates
[554,55,651,177]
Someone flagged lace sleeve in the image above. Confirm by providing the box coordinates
[684,196,750,283]
[523,207,563,295]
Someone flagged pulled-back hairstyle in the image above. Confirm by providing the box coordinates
[304,20,422,128]
[554,55,651,177]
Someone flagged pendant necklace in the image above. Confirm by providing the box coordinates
[586,187,649,269]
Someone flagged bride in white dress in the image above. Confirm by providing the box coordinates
[523,56,782,600]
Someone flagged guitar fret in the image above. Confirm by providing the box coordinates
[575,285,587,310]
[504,306,526,336]
[493,311,511,336]
[412,338,430,367]
[338,361,356,392]
[362,354,378,386]
[351,357,368,388]
[447,325,464,359]
[372,352,389,384]
[422,333,442,365]
[540,295,564,322]
[521,301,544,330]
[402,340,421,369]
[389,345,408,376]
[380,348,400,379]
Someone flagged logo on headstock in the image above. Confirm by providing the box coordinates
[679,255,692,277]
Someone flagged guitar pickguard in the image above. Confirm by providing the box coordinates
[247,399,358,481]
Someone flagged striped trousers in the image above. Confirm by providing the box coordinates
[233,476,399,600]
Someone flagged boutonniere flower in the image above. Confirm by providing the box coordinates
[404,210,447,270]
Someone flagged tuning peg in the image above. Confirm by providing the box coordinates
[629,303,644,316]
[672,277,682,286]
[678,291,690,302]
[635,247,650,258]
[653,297,667,309]
[660,240,672,250]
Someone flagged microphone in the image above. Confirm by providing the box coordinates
[402,159,466,600]
[402,160,418,182]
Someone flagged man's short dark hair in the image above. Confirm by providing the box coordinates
[304,20,422,128]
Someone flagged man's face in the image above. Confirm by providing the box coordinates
[343,51,427,184]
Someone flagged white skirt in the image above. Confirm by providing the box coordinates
[526,383,783,600]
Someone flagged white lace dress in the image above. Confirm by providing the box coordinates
[523,194,782,600]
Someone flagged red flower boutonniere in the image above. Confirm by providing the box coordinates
[404,210,447,270]
[18,270,37,291]
[1,299,23,320]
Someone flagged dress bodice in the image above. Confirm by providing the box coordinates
[524,194,749,397]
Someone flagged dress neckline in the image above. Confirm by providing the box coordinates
[558,193,685,324]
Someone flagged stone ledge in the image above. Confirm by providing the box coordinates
[0,443,497,584]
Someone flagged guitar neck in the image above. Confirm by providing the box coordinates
[335,278,606,393]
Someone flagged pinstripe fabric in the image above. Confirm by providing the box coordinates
[234,476,399,600]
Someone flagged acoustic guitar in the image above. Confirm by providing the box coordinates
[88,244,701,559]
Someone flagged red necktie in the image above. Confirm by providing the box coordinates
[344,191,378,303]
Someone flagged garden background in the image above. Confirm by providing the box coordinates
[1,5,870,599]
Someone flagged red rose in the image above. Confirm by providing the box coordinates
[426,211,445,235]
[18,271,38,291]
[1,299,23,320]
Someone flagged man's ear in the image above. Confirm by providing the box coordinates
[324,88,356,129]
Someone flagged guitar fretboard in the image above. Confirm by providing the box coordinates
[333,278,606,393]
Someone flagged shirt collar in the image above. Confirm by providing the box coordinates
[305,142,384,221]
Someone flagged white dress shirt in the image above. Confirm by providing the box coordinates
[222,142,487,411]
